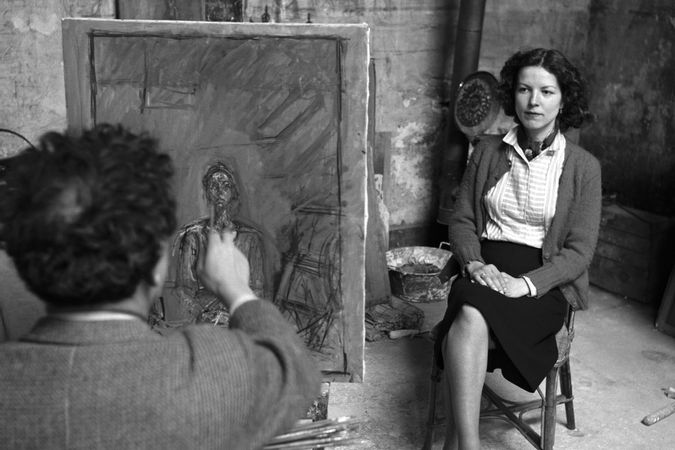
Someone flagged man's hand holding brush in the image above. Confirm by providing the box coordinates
[197,209,257,313]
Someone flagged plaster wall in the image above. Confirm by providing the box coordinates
[582,0,675,215]
[480,0,591,77]
[0,1,114,157]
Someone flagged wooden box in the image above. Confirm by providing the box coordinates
[656,264,675,336]
[590,202,675,305]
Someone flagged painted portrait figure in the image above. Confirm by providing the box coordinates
[169,161,271,326]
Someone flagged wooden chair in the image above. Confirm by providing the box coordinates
[421,292,577,450]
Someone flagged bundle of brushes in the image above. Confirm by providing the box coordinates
[264,416,365,449]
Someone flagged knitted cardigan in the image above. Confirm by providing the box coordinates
[0,300,320,449]
[448,134,602,310]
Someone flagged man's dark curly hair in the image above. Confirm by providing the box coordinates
[497,48,592,131]
[0,124,176,306]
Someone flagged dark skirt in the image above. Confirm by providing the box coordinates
[434,241,567,392]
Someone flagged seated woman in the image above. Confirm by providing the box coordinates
[435,48,602,450]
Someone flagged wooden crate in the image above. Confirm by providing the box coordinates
[656,264,675,337]
[590,202,675,305]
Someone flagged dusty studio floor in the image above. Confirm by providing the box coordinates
[327,286,675,449]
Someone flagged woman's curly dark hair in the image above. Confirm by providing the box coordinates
[1,124,176,306]
[497,48,592,131]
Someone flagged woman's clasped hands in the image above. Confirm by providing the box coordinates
[466,261,530,298]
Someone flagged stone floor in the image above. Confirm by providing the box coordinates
[328,286,675,449]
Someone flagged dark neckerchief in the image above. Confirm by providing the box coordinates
[517,125,558,161]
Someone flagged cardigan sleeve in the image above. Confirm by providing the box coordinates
[524,152,602,298]
[448,137,497,268]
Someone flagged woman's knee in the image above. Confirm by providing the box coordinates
[443,305,489,350]
[454,305,496,348]
[443,305,490,365]
[454,305,488,331]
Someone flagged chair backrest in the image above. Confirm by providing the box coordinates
[565,305,576,340]
[437,253,461,283]
[554,304,576,366]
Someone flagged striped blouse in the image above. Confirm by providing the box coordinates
[482,126,566,249]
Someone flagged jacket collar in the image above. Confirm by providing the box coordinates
[484,133,581,193]
[20,316,161,346]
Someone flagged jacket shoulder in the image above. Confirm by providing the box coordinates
[473,134,506,151]
[565,140,601,174]
[470,134,507,162]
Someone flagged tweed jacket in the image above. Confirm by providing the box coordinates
[0,300,320,450]
[448,133,602,310]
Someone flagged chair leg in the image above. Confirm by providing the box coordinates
[559,359,576,430]
[541,367,559,450]
[424,349,577,450]
[422,360,441,450]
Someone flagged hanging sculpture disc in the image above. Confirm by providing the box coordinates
[454,71,500,138]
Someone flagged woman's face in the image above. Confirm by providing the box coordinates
[514,65,563,140]
[206,171,235,206]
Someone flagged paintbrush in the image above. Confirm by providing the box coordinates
[264,436,367,449]
[264,416,364,449]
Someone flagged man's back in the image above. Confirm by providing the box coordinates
[1,300,318,450]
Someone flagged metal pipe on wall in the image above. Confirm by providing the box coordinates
[437,0,487,225]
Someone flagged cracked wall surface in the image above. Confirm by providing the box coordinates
[0,1,114,157]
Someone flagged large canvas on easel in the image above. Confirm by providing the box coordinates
[62,19,369,380]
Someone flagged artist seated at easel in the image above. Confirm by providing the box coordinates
[0,124,320,449]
